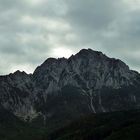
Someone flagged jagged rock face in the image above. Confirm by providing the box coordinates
[33,58,68,94]
[33,49,139,92]
[0,49,140,123]
[0,71,38,121]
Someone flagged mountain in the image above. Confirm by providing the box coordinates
[0,48,140,128]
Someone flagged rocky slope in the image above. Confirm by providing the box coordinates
[0,48,140,124]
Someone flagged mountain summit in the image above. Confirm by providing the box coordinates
[0,48,140,125]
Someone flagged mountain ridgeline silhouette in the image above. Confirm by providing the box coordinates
[0,48,140,128]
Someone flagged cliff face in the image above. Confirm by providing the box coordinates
[34,49,139,91]
[0,71,37,120]
[0,49,140,123]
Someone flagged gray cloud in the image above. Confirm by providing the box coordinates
[62,0,140,70]
[0,0,140,74]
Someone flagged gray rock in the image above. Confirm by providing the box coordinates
[0,48,140,123]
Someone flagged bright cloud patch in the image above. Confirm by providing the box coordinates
[51,47,74,58]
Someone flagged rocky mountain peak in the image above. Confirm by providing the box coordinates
[77,48,103,56]
[69,48,105,60]
[43,58,58,65]
[32,49,139,93]
[0,48,140,122]
[12,70,29,77]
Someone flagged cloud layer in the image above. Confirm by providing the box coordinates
[0,0,140,74]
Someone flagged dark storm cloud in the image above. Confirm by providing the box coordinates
[0,0,140,74]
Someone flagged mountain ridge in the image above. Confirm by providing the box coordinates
[0,48,140,124]
[3,48,136,76]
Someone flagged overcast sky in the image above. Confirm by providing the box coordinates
[0,0,140,75]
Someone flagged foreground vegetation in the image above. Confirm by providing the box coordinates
[1,107,140,140]
[48,110,140,140]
